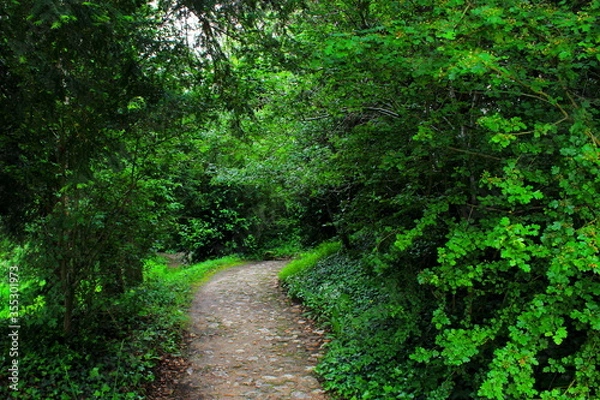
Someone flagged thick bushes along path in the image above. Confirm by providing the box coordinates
[176,261,329,399]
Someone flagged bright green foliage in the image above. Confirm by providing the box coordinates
[268,0,600,398]
[278,241,341,282]
[144,254,244,288]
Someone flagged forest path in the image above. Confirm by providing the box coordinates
[175,260,329,399]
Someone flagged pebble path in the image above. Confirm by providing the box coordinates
[177,261,330,399]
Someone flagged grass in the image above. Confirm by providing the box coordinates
[145,254,244,288]
[278,241,341,283]
[0,253,244,399]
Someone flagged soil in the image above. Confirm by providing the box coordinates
[147,260,330,400]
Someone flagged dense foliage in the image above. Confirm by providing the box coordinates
[0,0,196,335]
[274,0,600,398]
[284,250,437,399]
[0,0,286,397]
[1,0,599,398]
[0,243,241,399]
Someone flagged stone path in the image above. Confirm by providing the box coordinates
[176,261,329,399]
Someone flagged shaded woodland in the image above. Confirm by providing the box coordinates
[1,0,599,398]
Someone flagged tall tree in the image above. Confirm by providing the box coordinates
[0,0,194,335]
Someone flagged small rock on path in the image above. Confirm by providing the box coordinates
[176,261,329,400]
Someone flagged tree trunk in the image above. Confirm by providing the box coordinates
[60,259,75,336]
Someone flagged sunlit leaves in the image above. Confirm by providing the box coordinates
[478,114,527,148]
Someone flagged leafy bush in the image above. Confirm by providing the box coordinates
[276,1,600,398]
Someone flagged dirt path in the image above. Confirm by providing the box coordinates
[174,260,329,399]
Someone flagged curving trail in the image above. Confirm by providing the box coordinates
[176,261,329,399]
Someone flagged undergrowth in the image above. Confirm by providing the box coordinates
[284,248,440,400]
[0,253,243,399]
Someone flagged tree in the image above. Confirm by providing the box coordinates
[244,0,600,397]
[0,0,194,335]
